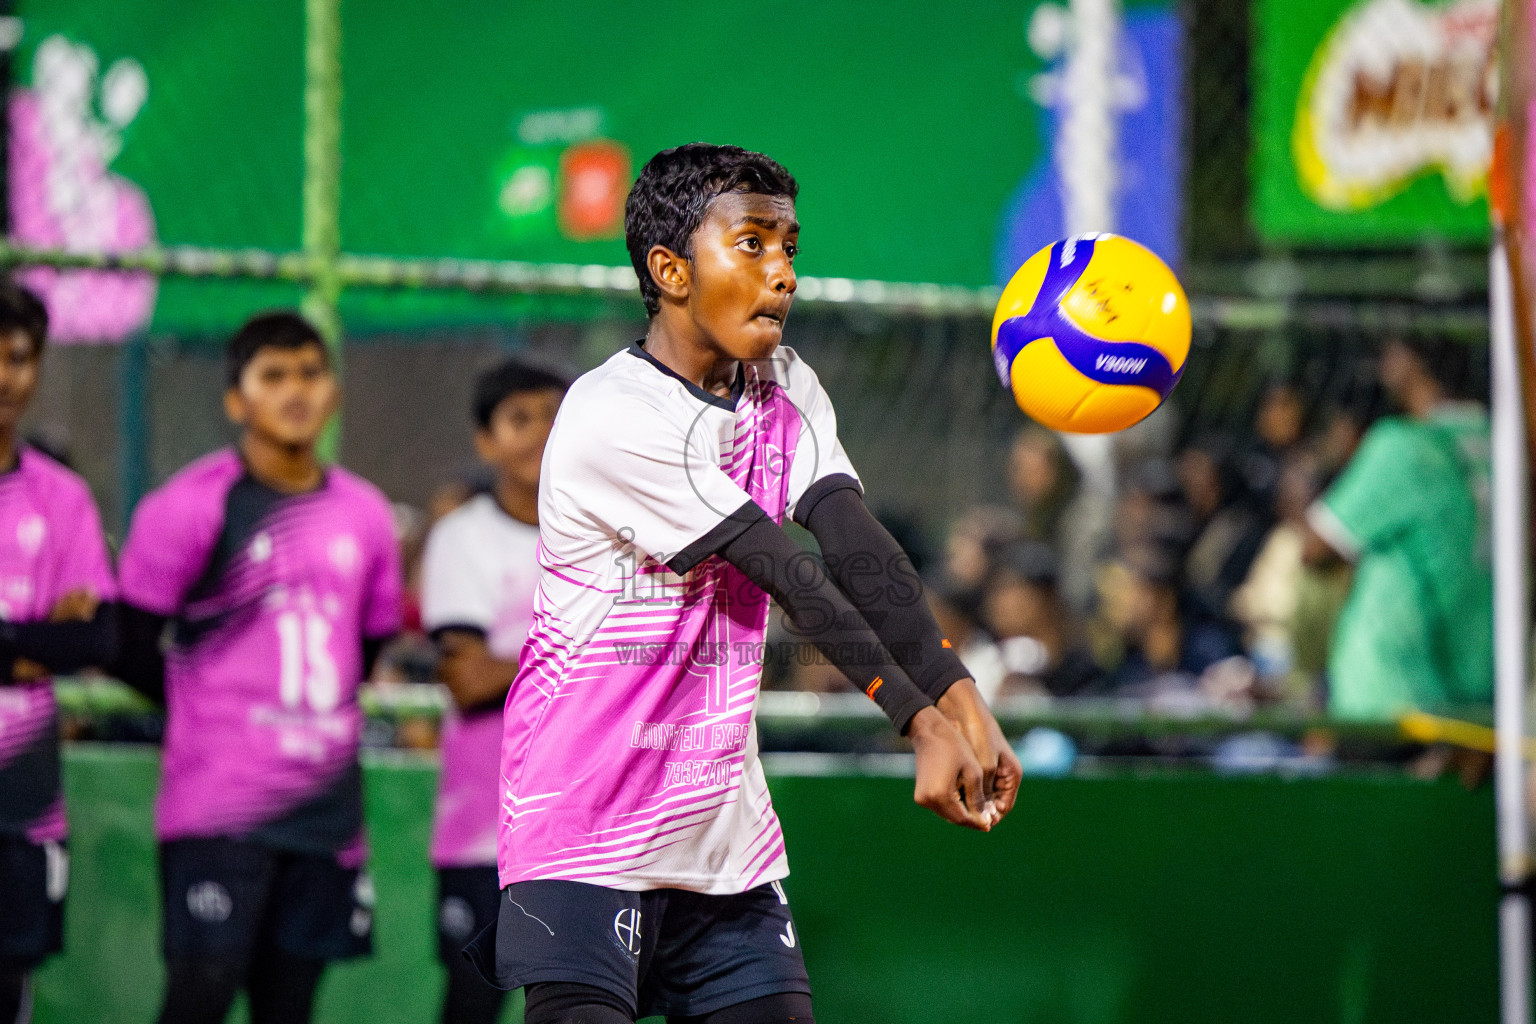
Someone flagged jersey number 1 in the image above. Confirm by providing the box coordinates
[277,610,340,712]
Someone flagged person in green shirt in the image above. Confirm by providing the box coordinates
[1304,336,1492,721]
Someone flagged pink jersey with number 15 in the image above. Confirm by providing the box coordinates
[119,449,403,860]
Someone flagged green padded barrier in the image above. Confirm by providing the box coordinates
[33,745,1495,1024]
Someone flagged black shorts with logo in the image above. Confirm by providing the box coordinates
[436,866,501,963]
[0,834,67,969]
[160,837,373,964]
[464,878,811,1020]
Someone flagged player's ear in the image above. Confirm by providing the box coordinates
[647,244,690,304]
[222,387,248,427]
[472,426,497,464]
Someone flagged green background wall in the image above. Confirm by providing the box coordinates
[1249,0,1492,245]
[12,0,1173,334]
[36,745,1496,1024]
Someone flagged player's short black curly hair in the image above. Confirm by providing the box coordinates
[625,143,798,317]
[0,280,48,356]
[472,357,571,429]
[225,311,329,387]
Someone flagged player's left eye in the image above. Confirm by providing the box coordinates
[785,243,798,259]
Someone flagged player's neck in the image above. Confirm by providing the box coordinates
[643,318,738,398]
[239,433,324,494]
[493,476,538,526]
[0,425,20,474]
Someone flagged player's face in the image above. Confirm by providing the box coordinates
[225,343,338,451]
[0,329,41,433]
[685,191,798,361]
[475,387,562,492]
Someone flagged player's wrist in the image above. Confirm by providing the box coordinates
[905,705,953,745]
[936,677,983,718]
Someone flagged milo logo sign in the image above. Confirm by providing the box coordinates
[1293,0,1496,211]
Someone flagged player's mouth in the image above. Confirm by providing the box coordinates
[751,305,789,328]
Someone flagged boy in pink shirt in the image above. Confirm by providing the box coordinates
[0,282,117,1024]
[117,312,403,1024]
[421,358,567,1024]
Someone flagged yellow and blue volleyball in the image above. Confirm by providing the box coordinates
[991,233,1191,434]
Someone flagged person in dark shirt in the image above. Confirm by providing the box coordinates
[982,542,1104,698]
[1100,543,1239,694]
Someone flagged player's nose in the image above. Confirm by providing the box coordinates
[769,254,796,296]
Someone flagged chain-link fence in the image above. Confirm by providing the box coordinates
[2,0,1497,757]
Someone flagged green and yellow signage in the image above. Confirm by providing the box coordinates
[1253,0,1496,245]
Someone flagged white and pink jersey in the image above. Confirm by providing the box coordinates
[118,450,403,860]
[500,343,857,894]
[0,448,116,843]
[421,493,539,868]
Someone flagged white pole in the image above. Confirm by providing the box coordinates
[1060,0,1117,236]
[1491,234,1532,1024]
[1058,0,1121,496]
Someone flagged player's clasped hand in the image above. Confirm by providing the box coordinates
[907,706,995,832]
[938,679,1022,826]
[12,587,100,682]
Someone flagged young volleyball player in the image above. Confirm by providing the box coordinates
[466,144,1021,1024]
[0,282,117,1024]
[422,359,567,1024]
[115,312,403,1024]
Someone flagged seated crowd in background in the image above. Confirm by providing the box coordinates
[740,335,1492,725]
[366,334,1492,736]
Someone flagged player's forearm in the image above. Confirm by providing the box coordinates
[433,629,518,713]
[112,603,168,705]
[718,505,932,734]
[797,477,971,702]
[440,657,517,713]
[0,604,118,676]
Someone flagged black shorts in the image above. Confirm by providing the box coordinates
[0,834,67,969]
[465,879,811,1020]
[437,866,500,963]
[160,837,373,964]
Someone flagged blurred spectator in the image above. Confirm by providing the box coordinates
[1229,451,1347,709]
[925,574,1006,703]
[982,542,1103,699]
[1305,336,1492,720]
[1313,404,1367,477]
[1009,426,1078,542]
[1099,544,1240,694]
[1007,425,1102,610]
[1177,437,1267,617]
[1113,457,1192,554]
[1240,382,1305,512]
[943,504,1022,594]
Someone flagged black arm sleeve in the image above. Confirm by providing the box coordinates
[718,502,933,734]
[114,603,168,705]
[0,603,118,676]
[362,636,389,682]
[796,475,972,702]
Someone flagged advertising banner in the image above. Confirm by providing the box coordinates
[1253,0,1497,245]
[13,0,1181,336]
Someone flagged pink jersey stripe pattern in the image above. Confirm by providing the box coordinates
[0,449,117,843]
[499,365,800,894]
